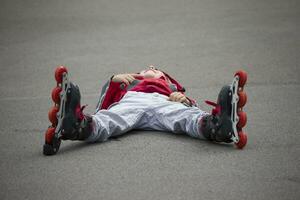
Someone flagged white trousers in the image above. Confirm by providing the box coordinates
[87,91,209,142]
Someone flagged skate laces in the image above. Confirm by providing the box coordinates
[75,104,88,121]
[205,100,221,116]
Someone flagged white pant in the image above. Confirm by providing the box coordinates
[87,91,209,142]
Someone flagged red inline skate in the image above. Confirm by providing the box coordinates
[201,70,248,149]
[43,66,92,155]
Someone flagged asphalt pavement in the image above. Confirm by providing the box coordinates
[0,0,299,199]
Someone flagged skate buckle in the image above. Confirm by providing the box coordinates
[205,100,220,116]
[75,104,88,121]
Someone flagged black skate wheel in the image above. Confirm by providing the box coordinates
[43,144,58,155]
[43,127,61,155]
[43,138,61,156]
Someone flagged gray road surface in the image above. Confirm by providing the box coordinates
[0,0,299,199]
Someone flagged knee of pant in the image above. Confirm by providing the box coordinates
[173,120,186,133]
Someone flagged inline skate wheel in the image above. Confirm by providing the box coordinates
[48,106,59,125]
[55,66,68,84]
[237,111,247,128]
[235,70,247,87]
[238,91,247,108]
[51,86,62,104]
[43,127,61,155]
[235,131,247,149]
[43,144,56,155]
[43,138,61,156]
[45,127,56,144]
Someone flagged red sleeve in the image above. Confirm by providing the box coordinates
[100,81,127,110]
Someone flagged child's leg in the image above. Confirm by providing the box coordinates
[86,92,152,142]
[151,102,209,139]
[87,91,209,142]
[87,108,143,142]
[132,92,209,139]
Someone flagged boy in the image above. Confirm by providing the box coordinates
[44,65,247,155]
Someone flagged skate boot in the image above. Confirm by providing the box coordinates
[200,70,248,149]
[43,66,93,155]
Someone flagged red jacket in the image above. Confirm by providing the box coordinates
[95,71,198,111]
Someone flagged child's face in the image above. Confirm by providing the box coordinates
[140,66,169,82]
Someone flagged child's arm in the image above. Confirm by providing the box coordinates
[95,77,122,111]
[95,74,142,111]
[168,92,198,107]
[111,74,138,85]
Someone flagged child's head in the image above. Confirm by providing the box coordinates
[139,65,170,82]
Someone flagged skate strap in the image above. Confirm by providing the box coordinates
[81,104,88,111]
[205,100,217,107]
[75,104,88,121]
[205,100,221,115]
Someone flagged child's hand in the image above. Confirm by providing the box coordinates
[111,74,142,85]
[168,92,191,105]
